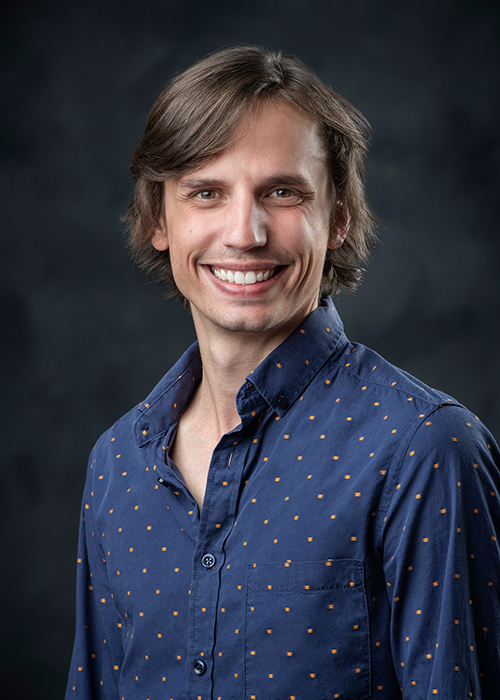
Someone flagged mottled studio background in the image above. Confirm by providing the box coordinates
[1,0,499,696]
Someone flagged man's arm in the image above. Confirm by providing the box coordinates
[382,404,500,698]
[66,448,124,699]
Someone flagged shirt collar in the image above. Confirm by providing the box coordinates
[135,343,202,446]
[135,297,347,445]
[238,297,347,418]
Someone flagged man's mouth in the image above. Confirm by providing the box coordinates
[211,267,279,286]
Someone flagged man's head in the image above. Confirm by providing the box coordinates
[125,45,376,303]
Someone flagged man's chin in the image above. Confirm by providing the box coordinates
[210,316,277,335]
[191,305,287,338]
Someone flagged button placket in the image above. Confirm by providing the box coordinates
[187,429,250,697]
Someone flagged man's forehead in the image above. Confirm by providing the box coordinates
[169,100,327,186]
[233,99,326,156]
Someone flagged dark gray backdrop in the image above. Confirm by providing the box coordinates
[1,0,499,697]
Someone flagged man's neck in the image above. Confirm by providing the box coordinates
[194,329,283,437]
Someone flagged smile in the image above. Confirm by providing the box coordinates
[211,267,278,285]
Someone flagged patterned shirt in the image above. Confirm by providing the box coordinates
[66,298,500,700]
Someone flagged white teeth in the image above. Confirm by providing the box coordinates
[212,267,275,285]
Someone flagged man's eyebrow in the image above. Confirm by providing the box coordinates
[178,174,315,190]
[178,178,226,190]
[262,174,314,190]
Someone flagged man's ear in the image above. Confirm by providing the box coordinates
[151,220,169,251]
[328,201,351,250]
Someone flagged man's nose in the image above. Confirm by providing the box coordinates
[222,195,267,250]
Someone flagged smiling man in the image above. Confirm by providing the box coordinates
[66,46,500,699]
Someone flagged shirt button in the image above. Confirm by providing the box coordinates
[201,553,216,569]
[277,394,289,409]
[193,659,207,675]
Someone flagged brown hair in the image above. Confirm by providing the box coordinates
[124,45,377,302]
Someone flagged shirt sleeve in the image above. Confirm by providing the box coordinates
[382,404,500,699]
[65,447,124,700]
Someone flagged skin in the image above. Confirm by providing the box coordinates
[152,100,347,507]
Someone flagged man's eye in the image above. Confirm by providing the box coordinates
[196,190,217,200]
[270,188,293,198]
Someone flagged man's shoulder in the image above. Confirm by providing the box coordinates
[324,340,498,481]
[329,339,459,410]
[324,338,498,447]
[92,402,142,459]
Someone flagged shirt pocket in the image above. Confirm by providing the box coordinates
[244,559,370,700]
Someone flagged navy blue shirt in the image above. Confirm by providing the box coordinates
[66,299,500,699]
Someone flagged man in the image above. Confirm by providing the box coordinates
[66,46,500,699]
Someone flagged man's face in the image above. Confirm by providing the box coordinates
[152,100,343,345]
